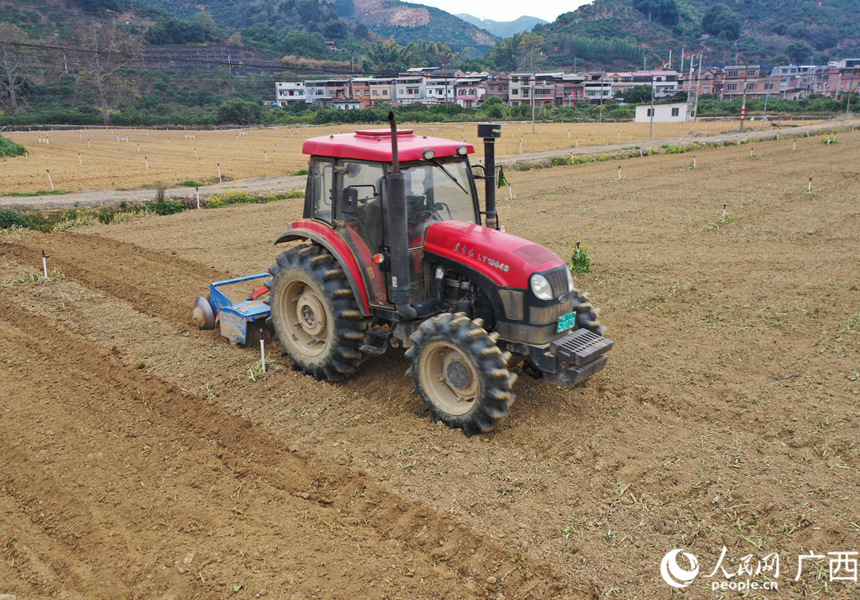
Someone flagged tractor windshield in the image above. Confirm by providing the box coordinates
[402,157,478,240]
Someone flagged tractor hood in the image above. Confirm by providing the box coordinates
[423,221,565,289]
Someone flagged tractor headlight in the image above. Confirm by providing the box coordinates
[530,274,552,300]
[565,268,575,293]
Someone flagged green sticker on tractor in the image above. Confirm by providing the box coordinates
[557,311,577,333]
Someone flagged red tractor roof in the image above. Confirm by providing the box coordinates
[302,129,475,162]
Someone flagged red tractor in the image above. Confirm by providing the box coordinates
[195,116,611,435]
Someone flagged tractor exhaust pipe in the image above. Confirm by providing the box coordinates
[387,112,417,320]
[478,123,502,229]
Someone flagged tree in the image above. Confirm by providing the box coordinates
[515,33,545,71]
[632,0,679,26]
[701,4,741,40]
[281,32,324,58]
[487,33,523,72]
[217,99,262,125]
[623,85,653,104]
[363,38,408,73]
[0,23,35,116]
[786,40,814,64]
[69,22,143,126]
[480,95,503,118]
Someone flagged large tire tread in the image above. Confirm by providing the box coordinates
[407,312,515,436]
[267,243,369,382]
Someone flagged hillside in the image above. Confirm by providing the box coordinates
[457,14,547,38]
[346,0,496,53]
[534,0,860,69]
[0,0,161,39]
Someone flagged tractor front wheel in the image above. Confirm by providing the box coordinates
[406,313,516,436]
[267,243,369,381]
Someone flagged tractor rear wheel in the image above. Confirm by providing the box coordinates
[406,313,516,436]
[267,243,369,381]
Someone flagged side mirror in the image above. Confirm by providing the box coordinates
[496,165,507,188]
[342,187,359,215]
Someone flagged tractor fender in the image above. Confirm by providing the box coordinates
[274,221,371,316]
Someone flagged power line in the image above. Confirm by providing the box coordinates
[0,40,405,78]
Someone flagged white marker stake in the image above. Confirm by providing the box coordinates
[808,177,812,193]
[618,165,621,180]
[42,250,49,279]
[218,163,222,184]
[260,329,266,372]
[195,147,199,160]
[78,153,82,165]
[722,204,727,219]
[265,151,268,163]
[46,170,54,191]
[793,140,796,151]
[145,156,149,170]
[196,187,200,209]
[87,139,91,148]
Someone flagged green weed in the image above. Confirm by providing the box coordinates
[570,240,592,275]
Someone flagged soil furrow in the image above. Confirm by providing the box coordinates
[3,231,233,329]
[0,293,585,599]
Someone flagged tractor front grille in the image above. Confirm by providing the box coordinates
[529,298,575,325]
[544,268,571,297]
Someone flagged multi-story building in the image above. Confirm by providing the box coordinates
[424,76,457,105]
[275,82,306,107]
[351,77,394,108]
[826,59,860,99]
[304,79,351,107]
[583,72,613,104]
[485,73,509,104]
[278,62,856,111]
[555,73,586,106]
[393,75,426,105]
[508,72,535,106]
[453,75,488,108]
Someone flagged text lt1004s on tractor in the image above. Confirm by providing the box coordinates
[193,116,612,435]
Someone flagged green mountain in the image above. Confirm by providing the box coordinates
[456,14,547,38]
[533,0,860,69]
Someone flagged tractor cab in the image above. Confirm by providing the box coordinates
[300,128,481,310]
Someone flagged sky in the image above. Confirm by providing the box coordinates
[416,0,594,23]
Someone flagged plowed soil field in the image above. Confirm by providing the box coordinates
[1,127,858,599]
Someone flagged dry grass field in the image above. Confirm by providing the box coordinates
[0,122,858,599]
[0,120,803,195]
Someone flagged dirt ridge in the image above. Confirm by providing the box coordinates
[0,292,590,599]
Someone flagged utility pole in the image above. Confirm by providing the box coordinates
[692,53,703,121]
[649,73,655,137]
[599,75,604,123]
[761,75,771,130]
[531,76,536,134]
[739,63,749,132]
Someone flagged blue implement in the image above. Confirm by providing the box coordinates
[207,273,272,344]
